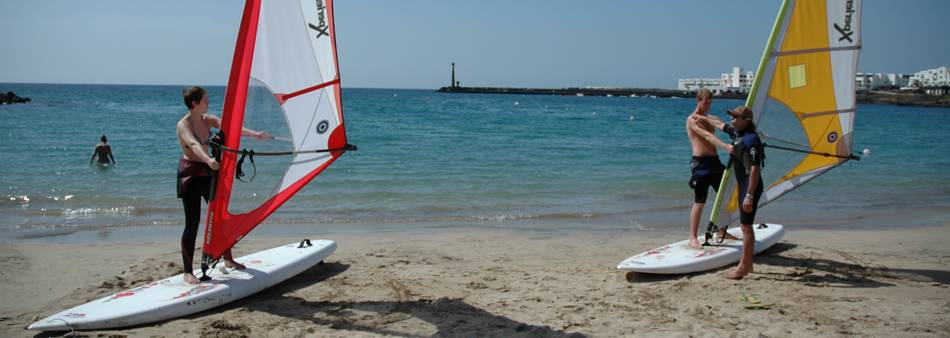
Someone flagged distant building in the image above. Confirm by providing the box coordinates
[679,66,945,93]
[887,73,912,88]
[922,87,949,96]
[856,73,884,91]
[857,72,911,90]
[677,66,754,93]
[909,66,949,87]
[677,78,723,92]
[721,67,755,92]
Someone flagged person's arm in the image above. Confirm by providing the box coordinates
[693,115,739,139]
[177,121,218,168]
[90,148,97,164]
[241,127,271,140]
[206,114,221,129]
[692,114,726,131]
[108,151,116,164]
[689,121,733,153]
[206,115,271,140]
[743,164,760,212]
[742,139,764,212]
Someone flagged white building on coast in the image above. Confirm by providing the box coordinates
[856,73,911,91]
[909,66,949,87]
[679,66,947,94]
[677,66,754,94]
[677,78,722,92]
[721,67,755,92]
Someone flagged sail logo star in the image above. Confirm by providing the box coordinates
[308,0,330,39]
[834,0,856,43]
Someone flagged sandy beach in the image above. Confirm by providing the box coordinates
[3,0,949,337]
[1,224,948,337]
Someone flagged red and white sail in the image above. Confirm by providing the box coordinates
[203,0,349,260]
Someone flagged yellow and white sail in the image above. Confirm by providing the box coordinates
[712,0,862,226]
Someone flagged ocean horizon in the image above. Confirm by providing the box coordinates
[1,83,948,243]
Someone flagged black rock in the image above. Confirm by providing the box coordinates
[1,91,30,105]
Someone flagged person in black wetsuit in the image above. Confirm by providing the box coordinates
[176,86,270,284]
[684,88,726,249]
[690,105,764,279]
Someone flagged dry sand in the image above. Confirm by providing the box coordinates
[1,224,948,337]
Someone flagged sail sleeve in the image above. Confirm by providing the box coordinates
[203,0,348,260]
[714,0,862,225]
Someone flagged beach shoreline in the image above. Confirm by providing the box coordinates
[2,223,948,337]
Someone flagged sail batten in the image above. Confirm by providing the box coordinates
[772,45,861,57]
[276,78,341,104]
[203,0,349,262]
[799,108,855,118]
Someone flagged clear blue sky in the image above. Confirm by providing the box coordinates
[1,1,947,89]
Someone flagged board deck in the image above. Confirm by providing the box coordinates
[29,239,336,331]
[617,223,784,274]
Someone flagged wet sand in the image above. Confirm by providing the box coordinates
[1,224,948,337]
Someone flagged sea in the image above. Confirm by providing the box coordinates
[1,83,948,243]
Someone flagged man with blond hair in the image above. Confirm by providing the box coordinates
[684,88,726,249]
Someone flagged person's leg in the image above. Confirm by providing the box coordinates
[181,193,202,284]
[223,250,246,269]
[200,183,246,271]
[725,223,755,279]
[688,174,713,248]
[726,184,761,279]
[688,202,704,248]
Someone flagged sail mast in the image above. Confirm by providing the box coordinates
[204,0,262,261]
[706,0,791,229]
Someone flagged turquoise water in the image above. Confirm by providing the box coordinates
[1,83,948,242]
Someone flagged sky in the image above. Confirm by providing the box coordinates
[1,0,948,89]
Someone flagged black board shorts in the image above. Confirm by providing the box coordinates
[177,159,212,199]
[689,156,725,204]
[737,181,764,225]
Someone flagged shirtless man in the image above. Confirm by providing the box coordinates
[89,135,116,166]
[684,89,726,249]
[176,86,270,284]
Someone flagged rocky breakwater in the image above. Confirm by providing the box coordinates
[1,91,31,105]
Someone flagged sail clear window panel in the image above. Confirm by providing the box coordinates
[227,80,294,214]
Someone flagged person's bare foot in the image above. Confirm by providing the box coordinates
[724,267,751,280]
[687,238,703,249]
[224,259,246,270]
[183,273,200,284]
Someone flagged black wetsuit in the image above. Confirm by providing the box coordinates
[690,156,725,204]
[732,129,765,225]
[177,158,212,275]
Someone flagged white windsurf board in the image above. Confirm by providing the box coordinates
[28,239,335,331]
[617,223,784,274]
